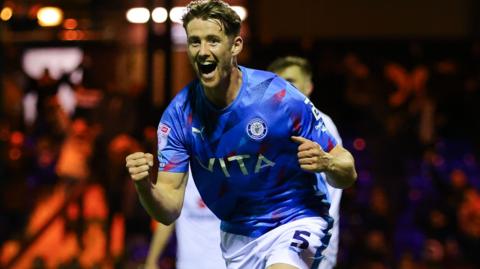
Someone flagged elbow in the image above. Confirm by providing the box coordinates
[350,169,358,185]
[342,166,358,188]
[327,148,357,189]
[158,218,176,226]
[154,213,178,226]
[345,172,358,188]
[152,209,181,226]
[343,157,358,188]
[327,168,357,189]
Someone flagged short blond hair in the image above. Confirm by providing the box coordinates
[183,0,241,37]
[268,56,313,80]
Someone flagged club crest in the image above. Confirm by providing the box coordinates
[246,117,268,140]
[158,123,170,151]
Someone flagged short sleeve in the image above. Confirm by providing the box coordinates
[157,106,189,172]
[291,95,338,152]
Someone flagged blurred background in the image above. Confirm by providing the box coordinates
[1,0,480,268]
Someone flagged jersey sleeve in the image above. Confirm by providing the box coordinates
[319,112,342,146]
[157,105,189,172]
[290,93,338,152]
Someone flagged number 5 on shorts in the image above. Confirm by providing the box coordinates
[290,230,311,249]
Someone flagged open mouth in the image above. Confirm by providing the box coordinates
[198,62,217,75]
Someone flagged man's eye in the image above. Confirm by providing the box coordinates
[189,40,200,46]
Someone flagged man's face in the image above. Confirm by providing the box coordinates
[186,18,237,90]
[275,65,313,96]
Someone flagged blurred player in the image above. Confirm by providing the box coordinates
[268,56,343,269]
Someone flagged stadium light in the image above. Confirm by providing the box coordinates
[169,6,186,24]
[126,7,150,24]
[1,6,13,21]
[37,6,63,27]
[127,6,247,24]
[152,7,168,23]
[232,6,248,21]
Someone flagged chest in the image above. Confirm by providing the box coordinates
[188,105,294,178]
[190,107,290,153]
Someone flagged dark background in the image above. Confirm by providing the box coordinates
[1,0,480,268]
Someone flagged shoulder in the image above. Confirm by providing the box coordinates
[241,66,306,103]
[161,81,198,126]
[242,66,285,91]
[318,111,333,124]
[164,81,197,114]
[241,66,276,83]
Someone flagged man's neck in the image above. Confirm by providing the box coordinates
[203,66,242,109]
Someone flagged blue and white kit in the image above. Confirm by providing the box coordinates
[157,66,338,267]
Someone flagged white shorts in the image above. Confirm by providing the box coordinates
[221,217,332,269]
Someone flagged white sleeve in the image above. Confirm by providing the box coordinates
[318,111,342,146]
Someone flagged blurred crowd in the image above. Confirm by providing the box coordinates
[1,40,479,269]
[302,40,480,269]
[0,53,160,268]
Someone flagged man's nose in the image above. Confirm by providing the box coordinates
[199,42,209,56]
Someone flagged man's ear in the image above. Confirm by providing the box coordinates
[231,36,243,56]
[304,81,314,97]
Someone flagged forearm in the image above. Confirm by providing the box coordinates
[126,153,186,224]
[324,148,357,189]
[145,223,175,267]
[134,179,183,225]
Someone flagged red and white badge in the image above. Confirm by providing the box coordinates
[158,123,171,150]
[159,123,171,136]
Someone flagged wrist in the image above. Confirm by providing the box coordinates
[324,153,335,173]
[134,177,152,192]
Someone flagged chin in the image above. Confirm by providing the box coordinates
[197,72,220,88]
[200,79,220,90]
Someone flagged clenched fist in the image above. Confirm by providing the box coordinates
[291,136,332,173]
[125,152,154,181]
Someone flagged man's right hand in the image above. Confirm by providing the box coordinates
[125,152,154,181]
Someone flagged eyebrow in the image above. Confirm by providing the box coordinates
[206,35,221,40]
[187,34,222,41]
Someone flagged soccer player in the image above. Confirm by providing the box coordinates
[268,56,343,269]
[125,1,357,268]
[145,169,225,269]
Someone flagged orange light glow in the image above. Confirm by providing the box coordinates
[63,18,78,29]
[10,131,24,146]
[28,4,41,19]
[61,30,85,40]
[9,148,21,160]
[0,6,13,21]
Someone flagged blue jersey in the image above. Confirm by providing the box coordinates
[157,66,338,237]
